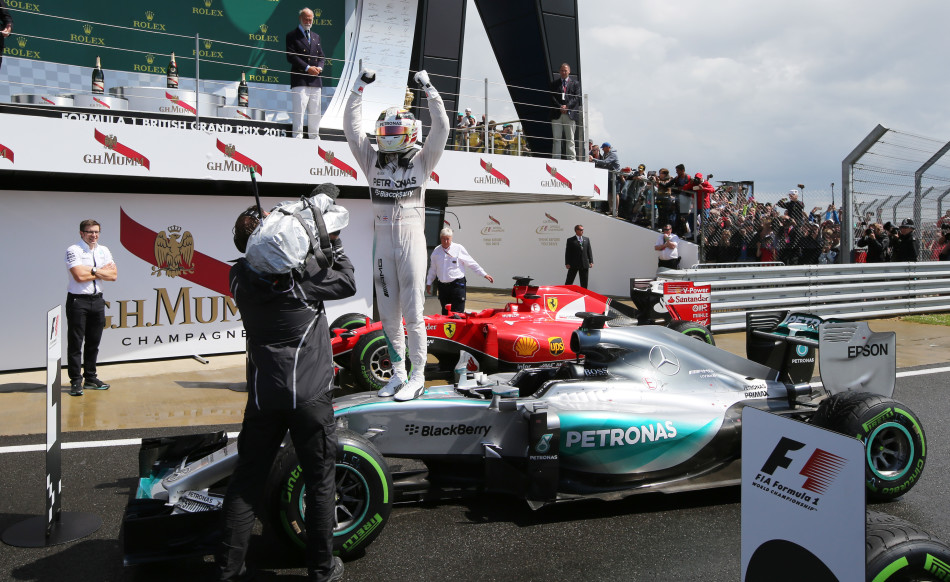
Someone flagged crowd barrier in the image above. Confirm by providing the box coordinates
[656,261,950,331]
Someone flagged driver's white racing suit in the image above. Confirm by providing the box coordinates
[344,76,449,397]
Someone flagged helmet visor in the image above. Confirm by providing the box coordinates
[377,124,413,136]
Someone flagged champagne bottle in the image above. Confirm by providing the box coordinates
[91,56,104,95]
[167,52,179,90]
[238,72,249,107]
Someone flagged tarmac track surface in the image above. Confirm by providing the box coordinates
[1,367,948,582]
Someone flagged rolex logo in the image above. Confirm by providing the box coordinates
[83,23,93,34]
[145,10,154,21]
[260,64,268,74]
[17,36,26,48]
[204,0,212,7]
[314,8,322,17]
[146,53,155,64]
[203,39,212,49]
[259,23,268,33]
[104,135,118,149]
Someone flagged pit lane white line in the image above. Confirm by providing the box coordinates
[2,364,949,455]
[0,431,240,454]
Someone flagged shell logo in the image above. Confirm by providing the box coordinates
[513,335,540,358]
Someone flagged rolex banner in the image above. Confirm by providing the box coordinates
[4,0,345,86]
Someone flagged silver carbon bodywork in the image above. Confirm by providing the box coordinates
[331,319,893,501]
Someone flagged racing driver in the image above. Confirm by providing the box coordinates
[344,67,449,401]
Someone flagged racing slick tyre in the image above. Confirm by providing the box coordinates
[330,312,371,334]
[666,320,716,345]
[349,329,412,392]
[266,430,393,559]
[812,392,926,502]
[865,510,950,581]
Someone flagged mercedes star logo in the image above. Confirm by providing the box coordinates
[649,345,680,375]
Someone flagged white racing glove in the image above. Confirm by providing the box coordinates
[414,69,438,99]
[351,68,376,95]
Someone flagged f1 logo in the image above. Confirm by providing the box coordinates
[760,437,805,475]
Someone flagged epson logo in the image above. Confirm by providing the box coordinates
[848,344,888,358]
[404,423,491,437]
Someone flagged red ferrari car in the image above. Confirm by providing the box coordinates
[331,277,712,391]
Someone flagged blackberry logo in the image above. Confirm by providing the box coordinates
[404,423,491,437]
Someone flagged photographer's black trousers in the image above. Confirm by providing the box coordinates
[217,391,337,581]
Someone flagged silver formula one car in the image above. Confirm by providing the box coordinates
[123,310,926,565]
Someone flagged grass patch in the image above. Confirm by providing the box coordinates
[902,313,950,326]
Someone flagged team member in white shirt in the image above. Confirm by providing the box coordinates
[654,223,681,271]
[425,228,494,315]
[64,219,118,396]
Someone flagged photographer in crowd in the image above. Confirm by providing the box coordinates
[857,222,890,263]
[938,221,950,261]
[891,218,920,262]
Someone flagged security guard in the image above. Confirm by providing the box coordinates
[425,228,493,315]
[64,219,118,396]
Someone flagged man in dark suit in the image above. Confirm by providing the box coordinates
[286,8,325,139]
[0,0,12,71]
[564,224,594,288]
[550,62,581,160]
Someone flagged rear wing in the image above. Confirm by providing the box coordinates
[746,311,896,397]
[818,322,896,397]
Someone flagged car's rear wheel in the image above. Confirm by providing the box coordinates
[812,392,926,502]
[666,320,715,345]
[866,510,950,581]
[266,430,392,559]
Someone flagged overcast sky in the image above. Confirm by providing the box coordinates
[459,0,950,202]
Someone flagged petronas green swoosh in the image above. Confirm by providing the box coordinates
[558,412,723,473]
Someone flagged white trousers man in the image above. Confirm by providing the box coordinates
[292,86,322,139]
[552,112,576,160]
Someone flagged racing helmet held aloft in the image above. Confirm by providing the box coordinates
[375,107,418,153]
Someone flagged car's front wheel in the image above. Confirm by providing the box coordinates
[266,429,393,559]
[349,329,412,392]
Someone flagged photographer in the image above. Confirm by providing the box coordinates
[891,218,920,262]
[938,222,950,261]
[776,189,805,223]
[218,205,356,582]
[856,222,889,263]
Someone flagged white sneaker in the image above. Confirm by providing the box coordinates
[377,374,405,398]
[394,373,426,402]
